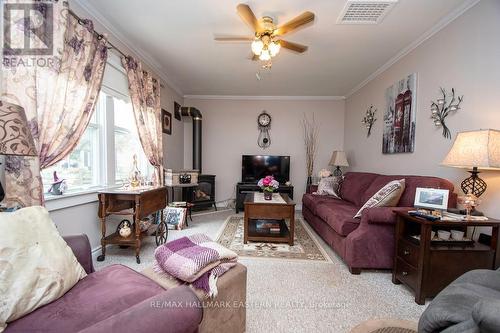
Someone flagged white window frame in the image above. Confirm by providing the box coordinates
[46,82,146,211]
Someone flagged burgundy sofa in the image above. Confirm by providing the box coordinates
[5,235,202,333]
[302,172,456,274]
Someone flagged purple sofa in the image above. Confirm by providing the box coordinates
[302,172,457,274]
[5,235,202,333]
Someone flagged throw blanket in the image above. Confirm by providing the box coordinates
[153,234,237,297]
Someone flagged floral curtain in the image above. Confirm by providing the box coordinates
[1,1,107,207]
[122,56,164,185]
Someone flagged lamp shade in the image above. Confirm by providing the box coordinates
[329,150,349,167]
[442,129,500,170]
[0,100,37,156]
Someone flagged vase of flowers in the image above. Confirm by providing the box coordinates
[258,175,280,200]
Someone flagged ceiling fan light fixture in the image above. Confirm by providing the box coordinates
[251,39,264,55]
[269,41,281,57]
[259,49,271,61]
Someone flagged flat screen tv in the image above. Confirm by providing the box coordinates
[241,155,290,184]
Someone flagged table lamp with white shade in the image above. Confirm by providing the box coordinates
[0,100,38,202]
[441,129,500,215]
[329,150,349,176]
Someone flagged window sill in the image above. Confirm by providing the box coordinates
[45,187,110,212]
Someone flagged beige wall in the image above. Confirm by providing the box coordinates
[183,98,346,206]
[344,0,500,219]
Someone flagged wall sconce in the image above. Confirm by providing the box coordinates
[361,105,377,137]
[431,87,463,139]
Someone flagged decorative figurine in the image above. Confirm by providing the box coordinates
[129,154,142,187]
[118,220,132,238]
[48,171,67,195]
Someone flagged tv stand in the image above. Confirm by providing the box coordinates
[235,182,294,213]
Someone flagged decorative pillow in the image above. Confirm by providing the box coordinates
[0,206,87,332]
[354,179,406,218]
[314,176,343,197]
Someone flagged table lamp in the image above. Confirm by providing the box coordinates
[441,129,500,199]
[0,100,37,202]
[329,150,349,176]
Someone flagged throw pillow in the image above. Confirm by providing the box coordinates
[0,206,87,332]
[314,176,343,197]
[354,179,406,218]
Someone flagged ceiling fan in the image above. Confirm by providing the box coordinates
[215,4,315,62]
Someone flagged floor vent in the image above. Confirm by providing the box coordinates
[338,0,398,24]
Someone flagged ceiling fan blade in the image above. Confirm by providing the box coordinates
[280,40,308,53]
[214,35,254,42]
[237,4,262,33]
[275,11,315,36]
[248,53,259,61]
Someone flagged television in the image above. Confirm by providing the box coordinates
[241,155,290,184]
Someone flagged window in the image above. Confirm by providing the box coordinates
[41,90,153,194]
[42,111,101,192]
[113,96,153,185]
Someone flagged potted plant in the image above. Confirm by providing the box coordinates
[258,175,280,200]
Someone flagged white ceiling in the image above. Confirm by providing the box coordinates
[80,0,474,97]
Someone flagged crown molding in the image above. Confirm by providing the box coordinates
[183,95,346,101]
[345,0,480,99]
[72,0,184,97]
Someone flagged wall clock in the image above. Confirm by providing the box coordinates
[257,110,271,148]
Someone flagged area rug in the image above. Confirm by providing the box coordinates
[216,215,332,262]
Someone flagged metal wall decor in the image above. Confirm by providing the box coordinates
[430,88,463,139]
[257,110,271,148]
[362,105,377,137]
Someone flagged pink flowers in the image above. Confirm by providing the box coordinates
[258,175,280,192]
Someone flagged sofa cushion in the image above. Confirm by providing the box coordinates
[6,264,165,333]
[0,207,87,332]
[302,193,340,215]
[354,179,405,218]
[316,200,360,236]
[340,172,379,207]
[314,176,342,197]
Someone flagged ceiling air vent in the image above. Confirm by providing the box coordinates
[337,0,398,24]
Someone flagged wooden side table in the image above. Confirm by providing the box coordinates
[97,186,168,264]
[392,211,500,304]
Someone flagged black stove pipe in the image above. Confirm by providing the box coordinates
[181,106,202,173]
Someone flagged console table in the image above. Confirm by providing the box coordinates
[235,183,293,213]
[97,186,168,264]
[392,211,500,304]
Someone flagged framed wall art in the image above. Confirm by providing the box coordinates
[383,73,417,154]
[161,109,172,135]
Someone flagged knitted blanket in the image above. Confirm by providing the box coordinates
[153,234,237,297]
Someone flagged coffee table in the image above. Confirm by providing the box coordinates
[243,192,296,245]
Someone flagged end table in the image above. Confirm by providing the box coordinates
[392,211,500,304]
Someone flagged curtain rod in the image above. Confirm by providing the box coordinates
[68,9,127,58]
[68,9,165,88]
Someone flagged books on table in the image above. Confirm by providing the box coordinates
[255,219,282,234]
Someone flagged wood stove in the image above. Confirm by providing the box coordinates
[180,106,217,211]
[192,174,216,211]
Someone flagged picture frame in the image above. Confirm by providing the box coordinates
[161,109,172,135]
[164,206,187,230]
[414,187,449,210]
[174,101,182,121]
